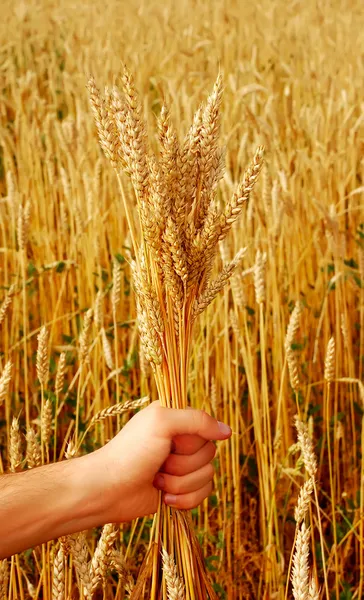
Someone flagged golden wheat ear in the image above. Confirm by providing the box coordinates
[88,69,263,600]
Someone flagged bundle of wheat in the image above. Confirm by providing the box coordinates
[88,67,263,599]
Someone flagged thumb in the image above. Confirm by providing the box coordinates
[158,406,232,441]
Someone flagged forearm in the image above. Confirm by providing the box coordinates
[0,455,103,559]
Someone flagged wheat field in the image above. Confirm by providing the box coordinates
[0,0,364,598]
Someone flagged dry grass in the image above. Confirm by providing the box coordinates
[0,0,364,598]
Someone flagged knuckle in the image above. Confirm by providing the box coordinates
[146,403,164,429]
[164,455,178,474]
[166,476,181,495]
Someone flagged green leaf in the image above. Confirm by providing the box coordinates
[55,261,66,273]
[344,258,358,269]
[115,253,126,265]
[212,583,226,598]
[27,261,37,277]
[205,555,219,572]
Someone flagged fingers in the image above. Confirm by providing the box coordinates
[162,441,216,476]
[172,434,206,456]
[164,481,213,510]
[154,462,214,496]
[154,405,231,441]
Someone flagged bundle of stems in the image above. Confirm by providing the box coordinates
[88,68,263,600]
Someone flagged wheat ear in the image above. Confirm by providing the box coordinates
[26,429,41,469]
[0,361,12,406]
[285,301,302,350]
[291,522,311,600]
[36,326,49,387]
[41,398,52,447]
[0,560,9,600]
[254,249,266,305]
[9,416,22,472]
[55,353,66,397]
[294,417,317,479]
[0,284,16,326]
[79,308,93,364]
[218,145,264,243]
[68,533,93,598]
[162,548,185,600]
[324,336,335,383]
[90,524,119,592]
[90,396,149,425]
[52,545,65,600]
[295,477,314,525]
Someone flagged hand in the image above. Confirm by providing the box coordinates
[89,402,231,523]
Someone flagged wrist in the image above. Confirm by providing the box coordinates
[63,452,110,531]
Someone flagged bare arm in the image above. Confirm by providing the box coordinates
[0,455,103,558]
[0,404,231,559]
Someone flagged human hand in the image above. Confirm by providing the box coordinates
[89,402,231,523]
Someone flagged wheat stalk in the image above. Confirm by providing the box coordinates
[89,69,263,600]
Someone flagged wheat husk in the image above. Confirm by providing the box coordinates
[0,285,16,326]
[26,429,42,469]
[9,416,22,472]
[0,361,12,406]
[90,396,149,425]
[90,524,119,592]
[52,546,65,600]
[0,560,9,600]
[294,478,314,525]
[37,326,49,387]
[55,353,66,397]
[295,417,317,479]
[324,336,335,383]
[291,522,310,600]
[89,70,263,600]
